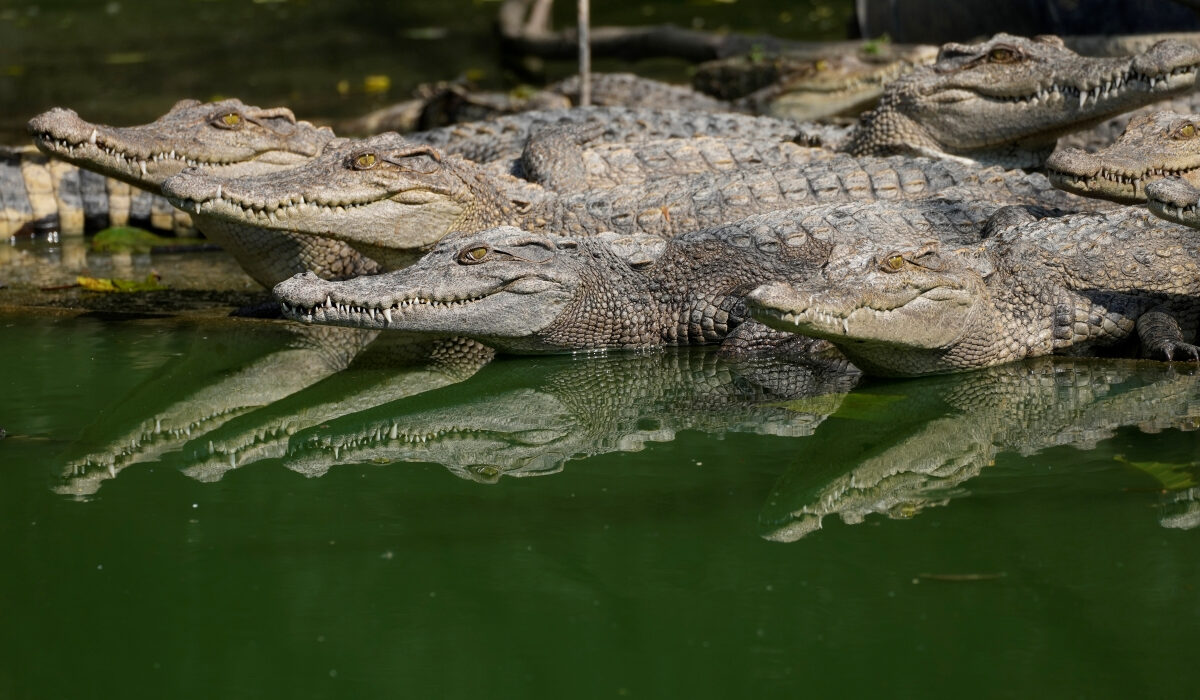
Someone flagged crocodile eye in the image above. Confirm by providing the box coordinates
[213,112,244,129]
[881,254,906,272]
[458,245,490,264]
[987,47,1018,63]
[352,152,378,170]
[1175,123,1197,139]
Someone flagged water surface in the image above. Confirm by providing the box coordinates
[2,314,1198,698]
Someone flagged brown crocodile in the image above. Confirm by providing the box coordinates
[1047,110,1200,203]
[27,99,380,286]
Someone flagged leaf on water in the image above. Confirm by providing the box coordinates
[104,52,147,65]
[76,273,167,293]
[915,572,1007,582]
[91,226,184,254]
[363,75,391,94]
[1114,454,1198,491]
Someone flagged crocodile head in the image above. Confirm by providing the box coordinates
[748,44,940,121]
[1047,111,1200,203]
[28,98,333,191]
[160,132,521,269]
[273,227,605,352]
[1145,176,1200,227]
[747,236,991,376]
[850,34,1200,166]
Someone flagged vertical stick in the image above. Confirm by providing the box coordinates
[578,0,591,106]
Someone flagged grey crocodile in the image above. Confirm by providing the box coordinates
[748,206,1200,376]
[0,146,190,238]
[404,106,809,167]
[339,73,730,136]
[839,34,1200,169]
[408,35,1200,172]
[269,199,1040,354]
[1144,174,1200,228]
[760,357,1200,541]
[276,350,857,483]
[27,99,379,286]
[161,131,1089,271]
[1047,110,1200,203]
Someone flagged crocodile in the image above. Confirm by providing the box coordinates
[161,131,1089,272]
[0,146,190,238]
[26,99,380,286]
[838,34,1200,169]
[760,357,1200,541]
[274,350,857,484]
[1047,110,1200,203]
[1144,175,1200,228]
[269,199,1039,354]
[692,43,939,121]
[747,206,1200,376]
[403,106,830,166]
[339,73,729,136]
[405,35,1200,171]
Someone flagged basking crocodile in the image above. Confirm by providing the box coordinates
[404,106,809,166]
[406,35,1200,171]
[269,199,1038,354]
[161,132,1088,272]
[1047,110,1200,203]
[273,350,857,483]
[748,207,1200,376]
[339,73,729,136]
[692,43,939,121]
[838,34,1200,168]
[1144,175,1200,228]
[760,358,1200,541]
[0,146,189,237]
[27,99,379,286]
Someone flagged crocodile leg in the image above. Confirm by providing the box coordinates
[1137,305,1200,361]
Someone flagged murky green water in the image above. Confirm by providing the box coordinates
[3,313,1199,698]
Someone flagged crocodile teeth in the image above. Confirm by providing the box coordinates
[383,308,393,325]
[139,160,148,177]
[215,184,222,199]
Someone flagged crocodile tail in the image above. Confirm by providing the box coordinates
[0,146,194,237]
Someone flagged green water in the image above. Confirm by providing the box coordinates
[2,313,1199,698]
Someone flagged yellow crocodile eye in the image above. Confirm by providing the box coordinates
[1177,123,1197,139]
[353,153,378,169]
[459,245,490,264]
[988,47,1017,63]
[886,255,905,271]
[815,59,829,71]
[219,113,241,127]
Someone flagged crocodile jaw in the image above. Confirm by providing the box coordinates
[28,106,320,190]
[749,279,980,376]
[1146,177,1200,227]
[274,270,575,348]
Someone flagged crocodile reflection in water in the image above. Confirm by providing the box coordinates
[56,323,379,498]
[273,350,860,483]
[760,358,1200,541]
[178,334,495,482]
